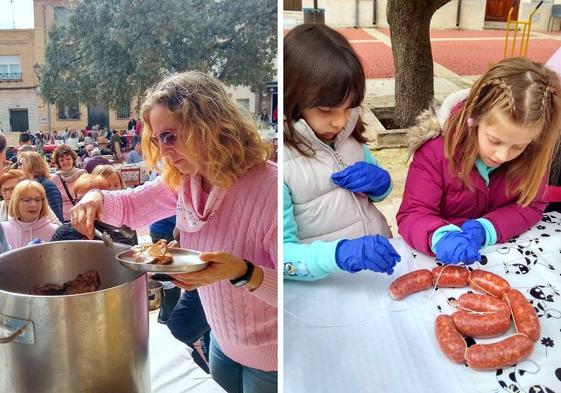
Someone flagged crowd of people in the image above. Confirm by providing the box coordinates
[3,119,142,167]
[0,71,278,393]
[0,117,145,251]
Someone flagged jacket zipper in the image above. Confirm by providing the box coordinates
[317,138,371,235]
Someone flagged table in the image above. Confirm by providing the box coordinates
[114,162,149,187]
[284,212,561,393]
[42,144,57,154]
[149,320,225,393]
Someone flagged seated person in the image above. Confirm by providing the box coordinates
[84,148,110,173]
[109,130,124,162]
[51,174,137,244]
[126,142,143,164]
[92,165,126,190]
[0,180,59,249]
[0,169,61,224]
[397,58,560,264]
[10,145,35,168]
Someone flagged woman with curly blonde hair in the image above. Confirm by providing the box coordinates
[71,71,277,392]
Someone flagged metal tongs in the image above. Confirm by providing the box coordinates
[93,221,136,247]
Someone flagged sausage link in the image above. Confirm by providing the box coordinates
[465,334,534,370]
[389,269,433,300]
[456,293,511,316]
[503,289,540,342]
[468,270,510,298]
[452,310,511,338]
[435,315,466,363]
[431,266,469,288]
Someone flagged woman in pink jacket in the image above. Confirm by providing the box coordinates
[70,71,277,393]
[0,180,59,250]
[397,57,561,264]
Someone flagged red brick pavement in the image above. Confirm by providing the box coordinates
[337,27,378,40]
[353,42,395,78]
[432,38,559,75]
[336,28,561,78]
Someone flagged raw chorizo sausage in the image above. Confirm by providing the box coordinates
[452,310,511,338]
[456,293,510,316]
[503,289,540,342]
[389,269,433,300]
[468,270,510,298]
[465,334,534,370]
[435,315,466,363]
[431,266,469,288]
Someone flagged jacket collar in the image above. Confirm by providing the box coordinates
[291,107,361,150]
[407,89,470,156]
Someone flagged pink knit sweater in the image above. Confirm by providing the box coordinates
[1,217,59,249]
[101,162,277,371]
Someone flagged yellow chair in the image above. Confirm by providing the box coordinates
[504,1,544,58]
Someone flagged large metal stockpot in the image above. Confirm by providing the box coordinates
[0,241,150,393]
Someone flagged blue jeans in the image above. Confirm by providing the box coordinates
[151,231,179,323]
[167,290,211,373]
[209,333,277,393]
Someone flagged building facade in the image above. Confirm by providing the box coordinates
[0,0,130,146]
[284,0,560,31]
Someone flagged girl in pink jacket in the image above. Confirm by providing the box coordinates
[70,71,277,393]
[397,57,561,264]
[0,180,59,250]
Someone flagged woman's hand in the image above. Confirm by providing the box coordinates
[171,252,249,291]
[69,190,104,239]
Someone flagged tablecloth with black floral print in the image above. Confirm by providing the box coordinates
[412,212,561,392]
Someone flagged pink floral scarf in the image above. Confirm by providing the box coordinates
[176,174,226,232]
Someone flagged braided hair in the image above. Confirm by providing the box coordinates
[443,57,561,206]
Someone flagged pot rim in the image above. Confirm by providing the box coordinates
[0,240,145,297]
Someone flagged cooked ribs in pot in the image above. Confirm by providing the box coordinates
[32,270,101,295]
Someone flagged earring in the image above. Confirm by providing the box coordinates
[467,117,475,127]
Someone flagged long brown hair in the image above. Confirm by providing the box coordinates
[444,57,561,206]
[19,152,50,179]
[284,23,368,157]
[140,71,270,190]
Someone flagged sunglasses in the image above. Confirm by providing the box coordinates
[151,131,178,146]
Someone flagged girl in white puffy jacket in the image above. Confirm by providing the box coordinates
[283,23,400,281]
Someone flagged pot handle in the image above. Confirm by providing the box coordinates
[0,323,28,343]
[0,314,35,344]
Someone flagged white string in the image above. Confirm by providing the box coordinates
[389,264,469,313]
[284,216,561,328]
[447,297,501,315]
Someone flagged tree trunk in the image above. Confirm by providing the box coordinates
[387,0,451,128]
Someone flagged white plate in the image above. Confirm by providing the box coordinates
[116,248,208,273]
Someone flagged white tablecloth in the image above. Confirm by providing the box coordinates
[149,320,224,393]
[284,212,561,393]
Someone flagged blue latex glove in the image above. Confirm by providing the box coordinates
[335,235,401,275]
[434,231,481,265]
[460,219,486,248]
[331,162,391,196]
